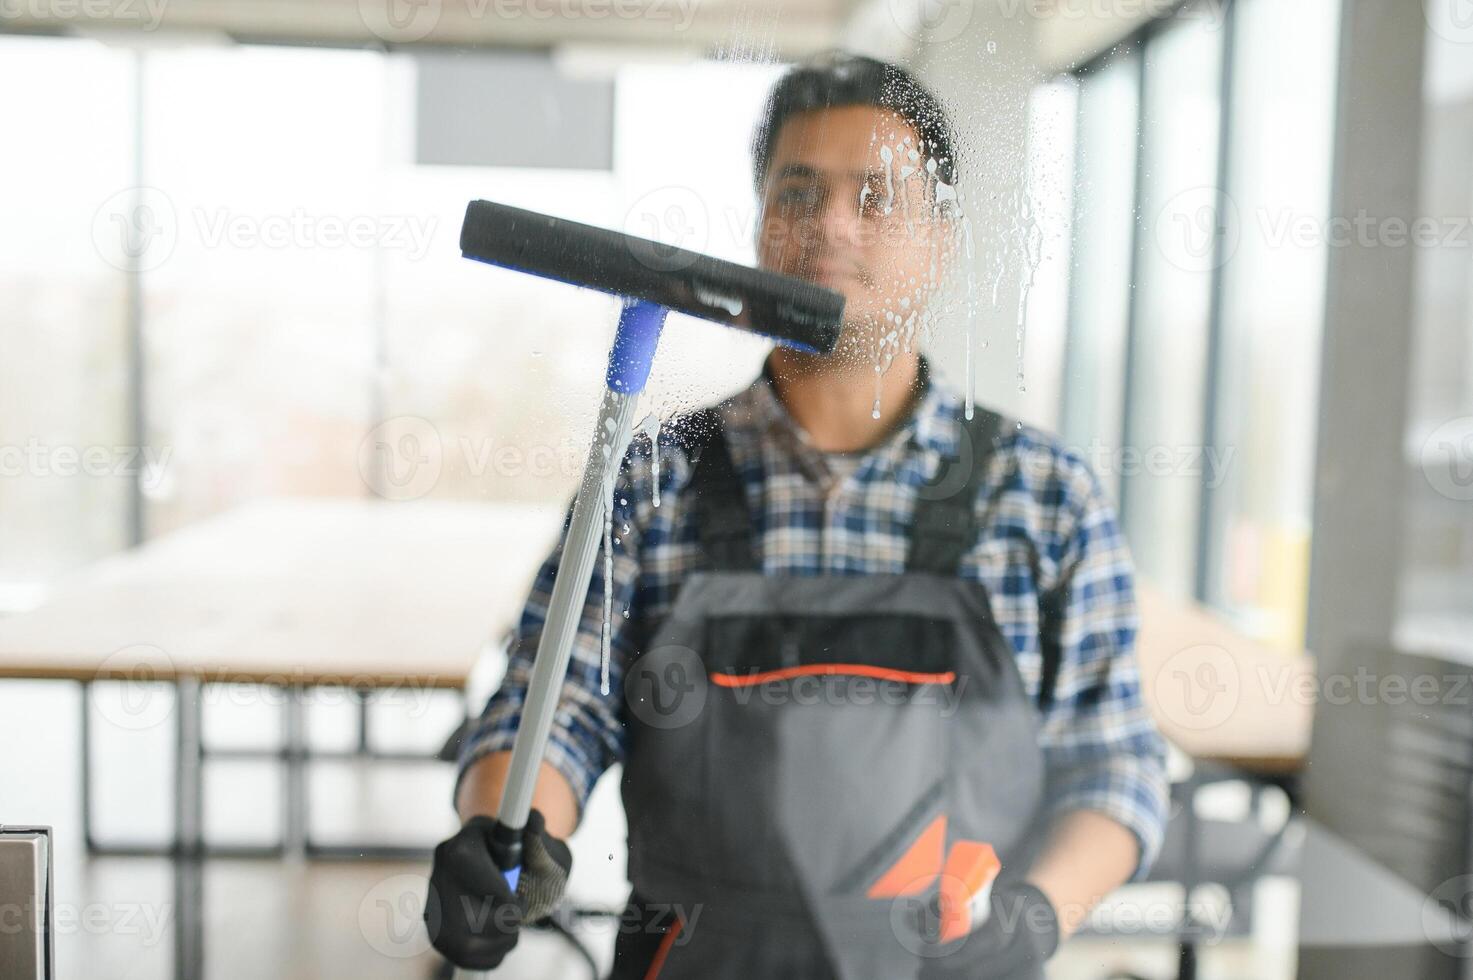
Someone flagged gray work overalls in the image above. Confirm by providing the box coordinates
[611,405,1055,980]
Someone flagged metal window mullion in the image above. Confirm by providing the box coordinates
[1116,39,1152,531]
[1057,72,1092,441]
[126,48,147,548]
[1194,0,1240,604]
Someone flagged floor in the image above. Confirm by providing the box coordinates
[0,678,1298,979]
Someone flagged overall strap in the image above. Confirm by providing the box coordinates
[680,408,759,572]
[906,408,1064,712]
[1036,586,1065,714]
[906,408,1005,575]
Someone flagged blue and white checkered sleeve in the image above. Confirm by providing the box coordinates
[1038,459,1170,883]
[453,446,655,814]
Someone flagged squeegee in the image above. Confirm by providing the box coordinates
[453,200,843,973]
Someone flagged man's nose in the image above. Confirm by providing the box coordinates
[816,195,864,250]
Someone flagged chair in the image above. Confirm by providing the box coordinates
[1298,646,1473,979]
[1076,759,1303,980]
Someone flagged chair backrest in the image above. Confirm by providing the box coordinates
[1302,645,1473,979]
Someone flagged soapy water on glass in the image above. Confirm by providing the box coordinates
[589,110,1044,693]
[601,412,665,694]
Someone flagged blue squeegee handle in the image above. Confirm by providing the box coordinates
[605,298,667,393]
[487,819,523,891]
[487,299,668,899]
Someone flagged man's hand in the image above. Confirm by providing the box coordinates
[423,810,573,970]
[918,880,1060,980]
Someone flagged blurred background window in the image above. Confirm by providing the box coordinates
[0,37,135,601]
[1016,76,1079,433]
[0,0,1360,660]
[1202,0,1340,648]
[1050,0,1341,646]
[1060,50,1140,505]
[141,45,387,537]
[1119,11,1225,599]
[0,40,784,597]
[1397,11,1473,664]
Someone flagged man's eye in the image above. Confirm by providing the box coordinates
[859,187,891,217]
[776,186,821,215]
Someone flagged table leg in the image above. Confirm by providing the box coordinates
[355,687,371,755]
[174,675,205,980]
[1179,786,1200,980]
[79,681,96,853]
[282,684,307,854]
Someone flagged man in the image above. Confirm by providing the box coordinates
[427,52,1168,979]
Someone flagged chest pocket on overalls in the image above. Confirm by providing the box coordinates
[699,606,963,896]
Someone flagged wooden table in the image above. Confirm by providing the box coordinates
[1137,582,1315,773]
[0,496,562,854]
[0,497,560,980]
[0,497,560,690]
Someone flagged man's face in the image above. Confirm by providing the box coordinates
[756,104,957,365]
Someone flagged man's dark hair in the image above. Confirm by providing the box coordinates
[751,51,959,191]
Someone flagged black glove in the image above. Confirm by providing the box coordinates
[423,810,573,970]
[917,880,1060,980]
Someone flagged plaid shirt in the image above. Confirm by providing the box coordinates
[459,364,1170,882]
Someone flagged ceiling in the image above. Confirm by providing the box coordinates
[3,0,1171,75]
[2,0,867,58]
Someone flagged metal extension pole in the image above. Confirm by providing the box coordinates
[452,300,665,980]
[496,384,639,829]
[451,388,639,980]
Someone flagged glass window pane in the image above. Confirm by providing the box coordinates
[1020,77,1080,432]
[1120,15,1225,597]
[1206,0,1340,646]
[0,37,135,591]
[1061,53,1140,503]
[140,45,386,536]
[1396,12,1473,660]
[375,59,786,507]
